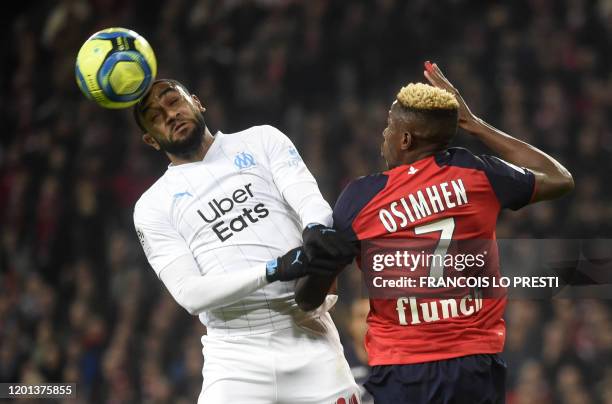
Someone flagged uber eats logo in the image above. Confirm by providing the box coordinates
[197,183,269,242]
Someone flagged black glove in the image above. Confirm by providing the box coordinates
[266,247,343,282]
[302,224,357,266]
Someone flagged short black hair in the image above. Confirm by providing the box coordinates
[393,102,458,148]
[133,79,191,133]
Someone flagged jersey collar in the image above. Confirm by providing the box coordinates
[166,131,222,169]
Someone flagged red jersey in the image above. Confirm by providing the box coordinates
[333,148,536,365]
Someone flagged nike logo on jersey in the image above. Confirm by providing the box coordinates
[408,166,418,175]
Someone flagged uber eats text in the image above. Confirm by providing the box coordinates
[197,183,269,241]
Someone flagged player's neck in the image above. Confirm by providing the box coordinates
[400,148,441,165]
[167,129,215,165]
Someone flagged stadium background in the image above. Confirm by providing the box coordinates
[1,0,611,403]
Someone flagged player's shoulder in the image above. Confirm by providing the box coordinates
[433,147,487,170]
[435,147,530,177]
[335,172,389,212]
[133,175,172,219]
[223,125,284,140]
[343,172,389,195]
[333,172,389,234]
[220,125,287,151]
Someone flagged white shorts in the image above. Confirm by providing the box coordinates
[198,312,361,404]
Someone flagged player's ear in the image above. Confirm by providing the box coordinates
[191,95,206,113]
[142,133,161,151]
[400,132,412,150]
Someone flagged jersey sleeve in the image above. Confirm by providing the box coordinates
[333,173,389,242]
[159,254,268,315]
[133,198,193,277]
[479,154,536,210]
[258,125,333,228]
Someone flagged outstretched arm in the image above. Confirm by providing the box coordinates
[159,255,269,314]
[160,247,338,315]
[424,61,574,202]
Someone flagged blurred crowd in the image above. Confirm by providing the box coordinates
[2,0,612,403]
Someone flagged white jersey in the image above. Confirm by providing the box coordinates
[134,125,332,335]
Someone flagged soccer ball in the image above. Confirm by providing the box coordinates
[75,27,157,109]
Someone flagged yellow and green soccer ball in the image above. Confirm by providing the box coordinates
[75,27,157,109]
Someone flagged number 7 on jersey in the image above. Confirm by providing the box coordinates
[414,217,455,279]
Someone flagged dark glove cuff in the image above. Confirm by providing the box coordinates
[303,223,324,242]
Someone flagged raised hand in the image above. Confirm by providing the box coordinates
[424,61,481,133]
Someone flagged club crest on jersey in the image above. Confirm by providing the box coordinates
[234,151,256,170]
[287,146,303,167]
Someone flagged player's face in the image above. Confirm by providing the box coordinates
[139,82,206,155]
[381,102,403,168]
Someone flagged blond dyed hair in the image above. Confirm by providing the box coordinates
[396,83,459,111]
